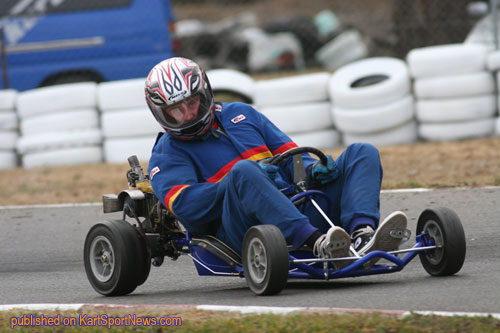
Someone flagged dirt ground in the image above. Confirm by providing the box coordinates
[1,137,499,206]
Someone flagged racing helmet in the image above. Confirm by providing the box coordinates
[145,57,214,140]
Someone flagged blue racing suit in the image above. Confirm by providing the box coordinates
[148,102,382,253]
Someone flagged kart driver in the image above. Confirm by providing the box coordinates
[144,57,408,268]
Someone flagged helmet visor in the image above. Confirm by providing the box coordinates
[158,94,209,129]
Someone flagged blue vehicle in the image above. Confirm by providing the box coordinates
[0,0,176,91]
[83,147,467,296]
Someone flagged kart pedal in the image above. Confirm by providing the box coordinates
[389,228,411,242]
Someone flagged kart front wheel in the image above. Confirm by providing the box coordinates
[83,220,150,296]
[243,225,289,295]
[417,207,466,276]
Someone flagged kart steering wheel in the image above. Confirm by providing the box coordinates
[267,146,328,190]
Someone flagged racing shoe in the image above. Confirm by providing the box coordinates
[313,226,351,269]
[355,211,408,267]
[351,225,375,253]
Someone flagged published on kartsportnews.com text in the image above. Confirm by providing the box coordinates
[10,313,182,329]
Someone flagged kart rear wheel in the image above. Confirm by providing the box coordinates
[417,207,466,276]
[243,225,289,295]
[84,220,149,296]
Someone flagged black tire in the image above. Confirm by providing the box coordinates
[416,207,466,276]
[134,227,152,286]
[242,225,289,295]
[83,220,148,296]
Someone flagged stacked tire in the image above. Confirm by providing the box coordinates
[0,90,19,169]
[407,44,496,141]
[486,50,500,137]
[207,69,255,104]
[329,57,417,147]
[254,72,340,149]
[16,83,103,168]
[97,78,163,163]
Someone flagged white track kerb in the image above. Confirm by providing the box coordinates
[1,304,499,319]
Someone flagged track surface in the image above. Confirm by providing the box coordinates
[1,187,499,313]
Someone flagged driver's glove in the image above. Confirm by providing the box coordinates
[258,159,280,181]
[311,155,340,185]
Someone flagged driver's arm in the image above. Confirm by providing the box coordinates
[148,152,222,235]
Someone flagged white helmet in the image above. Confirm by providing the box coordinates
[145,57,214,140]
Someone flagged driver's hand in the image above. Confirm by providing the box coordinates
[258,159,280,181]
[311,155,339,184]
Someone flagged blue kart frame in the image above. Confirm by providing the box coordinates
[83,148,466,296]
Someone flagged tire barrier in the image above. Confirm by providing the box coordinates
[3,43,500,169]
[207,69,255,104]
[329,57,416,146]
[97,79,160,163]
[407,44,496,141]
[15,83,103,168]
[255,72,339,148]
[0,89,18,169]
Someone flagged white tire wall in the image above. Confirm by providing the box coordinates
[22,146,103,169]
[16,83,97,119]
[495,117,500,136]
[259,102,333,135]
[0,131,19,150]
[97,78,146,111]
[254,72,330,107]
[407,44,497,143]
[289,129,341,150]
[416,95,496,123]
[413,72,494,99]
[406,44,488,79]
[343,121,418,147]
[0,151,18,170]
[16,83,103,168]
[0,90,19,169]
[328,56,416,146]
[332,95,414,134]
[104,136,157,163]
[17,129,102,154]
[20,109,99,135]
[419,118,495,141]
[207,69,255,103]
[328,57,411,109]
[101,108,163,138]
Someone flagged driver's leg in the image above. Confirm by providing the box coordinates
[215,160,315,254]
[301,143,382,232]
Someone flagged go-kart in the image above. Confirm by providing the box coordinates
[83,147,466,296]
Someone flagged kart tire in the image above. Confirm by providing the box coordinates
[242,225,289,296]
[83,220,150,296]
[416,207,466,276]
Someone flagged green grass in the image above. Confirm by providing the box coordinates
[2,310,500,332]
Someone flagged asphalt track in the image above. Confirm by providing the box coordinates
[1,187,499,314]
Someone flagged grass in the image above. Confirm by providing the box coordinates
[2,309,500,332]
